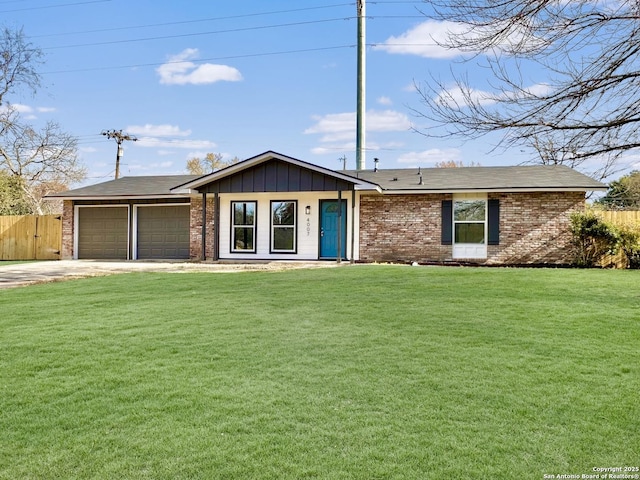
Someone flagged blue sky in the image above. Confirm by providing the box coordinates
[3,0,626,185]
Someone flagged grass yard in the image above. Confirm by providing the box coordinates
[0,265,638,479]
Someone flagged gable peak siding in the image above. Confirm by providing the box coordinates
[199,160,355,194]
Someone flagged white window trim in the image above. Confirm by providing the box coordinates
[452,193,487,259]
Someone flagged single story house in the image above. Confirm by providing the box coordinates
[48,150,606,265]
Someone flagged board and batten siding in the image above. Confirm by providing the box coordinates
[217,192,358,260]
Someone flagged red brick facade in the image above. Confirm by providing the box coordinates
[358,191,585,265]
[61,200,74,259]
[189,197,216,260]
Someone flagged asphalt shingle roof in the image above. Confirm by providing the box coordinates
[342,165,605,191]
[48,175,200,198]
[48,164,605,199]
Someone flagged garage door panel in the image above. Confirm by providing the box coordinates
[78,207,129,259]
[137,205,190,259]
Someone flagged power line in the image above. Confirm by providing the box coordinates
[0,0,111,13]
[31,3,353,39]
[42,17,356,50]
[42,45,355,75]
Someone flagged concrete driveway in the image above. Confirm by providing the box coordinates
[0,260,340,289]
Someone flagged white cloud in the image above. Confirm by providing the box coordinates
[305,110,412,157]
[436,85,497,108]
[11,103,33,113]
[377,96,393,106]
[374,21,468,59]
[128,160,175,172]
[157,48,243,85]
[305,112,354,135]
[369,110,413,132]
[135,137,217,150]
[37,107,56,113]
[435,82,551,108]
[127,124,192,137]
[305,110,411,136]
[397,148,463,165]
[375,20,544,59]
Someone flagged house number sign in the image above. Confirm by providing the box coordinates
[306,217,311,236]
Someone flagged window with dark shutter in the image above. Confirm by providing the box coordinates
[488,199,500,245]
[441,200,453,245]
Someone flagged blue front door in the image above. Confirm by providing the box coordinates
[319,200,347,259]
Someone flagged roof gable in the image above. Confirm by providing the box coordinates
[173,151,379,193]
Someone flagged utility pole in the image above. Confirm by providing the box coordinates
[101,129,138,179]
[356,0,366,171]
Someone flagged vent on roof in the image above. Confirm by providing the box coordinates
[417,166,421,175]
[419,174,424,185]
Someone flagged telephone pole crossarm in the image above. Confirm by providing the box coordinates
[101,129,138,179]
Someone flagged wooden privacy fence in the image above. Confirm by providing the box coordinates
[597,210,640,225]
[595,210,640,268]
[0,215,62,260]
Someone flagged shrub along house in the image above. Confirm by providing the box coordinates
[48,150,606,265]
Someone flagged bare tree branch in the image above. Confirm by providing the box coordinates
[413,0,640,180]
[0,26,83,214]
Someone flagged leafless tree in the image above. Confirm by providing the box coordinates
[1,107,85,213]
[186,152,240,175]
[412,0,640,180]
[0,27,83,214]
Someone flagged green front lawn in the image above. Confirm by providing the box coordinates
[0,266,637,479]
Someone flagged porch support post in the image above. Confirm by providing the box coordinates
[350,189,356,264]
[201,192,207,261]
[213,192,220,261]
[337,190,342,264]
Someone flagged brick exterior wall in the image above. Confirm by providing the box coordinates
[359,194,452,263]
[358,191,585,265]
[61,200,74,259]
[189,196,216,260]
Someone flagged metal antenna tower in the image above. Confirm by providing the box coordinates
[101,129,138,179]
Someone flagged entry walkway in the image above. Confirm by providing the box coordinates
[0,260,340,289]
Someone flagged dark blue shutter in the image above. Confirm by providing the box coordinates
[488,199,500,245]
[441,200,453,245]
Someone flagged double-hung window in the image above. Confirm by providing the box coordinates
[232,201,256,252]
[271,201,296,253]
[451,195,488,259]
[454,199,486,244]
